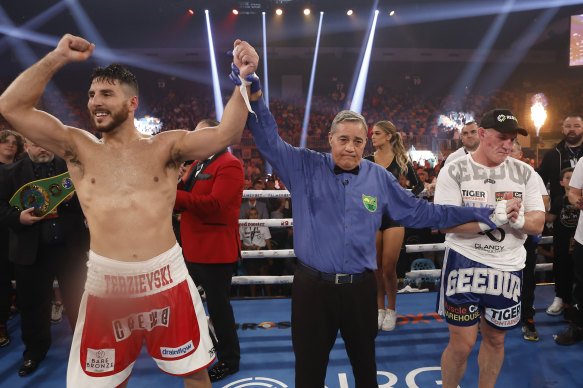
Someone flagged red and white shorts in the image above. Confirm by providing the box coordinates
[67,243,215,387]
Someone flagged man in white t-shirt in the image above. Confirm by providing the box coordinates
[554,157,583,345]
[239,208,272,250]
[443,121,480,166]
[239,207,272,296]
[434,109,545,388]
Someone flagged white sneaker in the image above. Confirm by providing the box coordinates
[546,297,564,316]
[51,302,63,324]
[381,309,397,331]
[378,309,386,330]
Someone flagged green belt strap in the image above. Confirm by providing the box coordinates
[9,172,76,217]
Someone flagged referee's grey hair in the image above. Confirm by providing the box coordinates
[330,110,368,137]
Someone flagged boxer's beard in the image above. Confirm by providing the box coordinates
[93,104,130,133]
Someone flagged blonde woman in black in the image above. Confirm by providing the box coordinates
[365,120,423,331]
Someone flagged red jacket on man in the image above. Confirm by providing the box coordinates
[175,151,244,263]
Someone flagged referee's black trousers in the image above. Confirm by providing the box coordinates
[292,267,378,388]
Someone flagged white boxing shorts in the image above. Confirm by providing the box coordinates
[67,243,215,387]
[436,247,523,330]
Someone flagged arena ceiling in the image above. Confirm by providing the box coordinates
[1,0,582,51]
[1,0,583,85]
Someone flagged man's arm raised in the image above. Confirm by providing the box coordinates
[0,34,94,157]
[172,40,259,162]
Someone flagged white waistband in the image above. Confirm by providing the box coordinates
[86,243,188,297]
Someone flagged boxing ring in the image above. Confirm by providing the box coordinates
[235,189,553,287]
[1,190,577,388]
[2,284,577,387]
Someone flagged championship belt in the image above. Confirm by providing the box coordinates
[9,172,75,217]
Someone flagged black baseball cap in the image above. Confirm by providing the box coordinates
[479,109,528,136]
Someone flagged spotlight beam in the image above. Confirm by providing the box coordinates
[64,0,113,65]
[0,1,66,54]
[262,12,270,108]
[0,8,43,68]
[349,9,380,114]
[345,1,379,112]
[0,26,212,84]
[0,5,72,122]
[306,0,583,37]
[476,7,559,93]
[204,10,224,121]
[447,0,515,104]
[0,26,59,47]
[262,12,272,175]
[300,12,324,148]
[386,0,580,25]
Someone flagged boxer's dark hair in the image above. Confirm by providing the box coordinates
[90,64,139,96]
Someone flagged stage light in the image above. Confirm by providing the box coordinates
[303,8,311,16]
[349,9,380,114]
[389,10,395,16]
[275,8,283,16]
[300,11,324,148]
[188,9,194,15]
[445,0,513,113]
[261,12,269,108]
[479,7,558,96]
[232,9,239,15]
[204,9,224,121]
[347,9,353,16]
[262,11,271,175]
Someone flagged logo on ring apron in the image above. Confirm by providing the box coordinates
[362,194,377,212]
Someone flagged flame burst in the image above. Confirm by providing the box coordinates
[530,93,548,137]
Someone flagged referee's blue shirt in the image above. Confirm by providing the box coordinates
[247,98,491,274]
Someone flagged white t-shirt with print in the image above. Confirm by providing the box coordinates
[569,157,583,244]
[435,154,545,271]
[239,225,271,248]
[443,147,469,166]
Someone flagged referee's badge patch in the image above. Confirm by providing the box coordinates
[362,194,377,212]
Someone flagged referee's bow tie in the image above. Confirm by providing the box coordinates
[333,165,360,175]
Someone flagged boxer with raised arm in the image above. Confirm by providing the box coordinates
[0,34,259,388]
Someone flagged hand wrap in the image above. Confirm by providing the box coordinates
[478,200,509,231]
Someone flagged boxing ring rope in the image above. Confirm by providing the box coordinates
[233,190,554,286]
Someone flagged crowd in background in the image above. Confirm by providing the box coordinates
[0,76,574,297]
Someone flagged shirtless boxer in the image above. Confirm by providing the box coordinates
[0,34,259,388]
